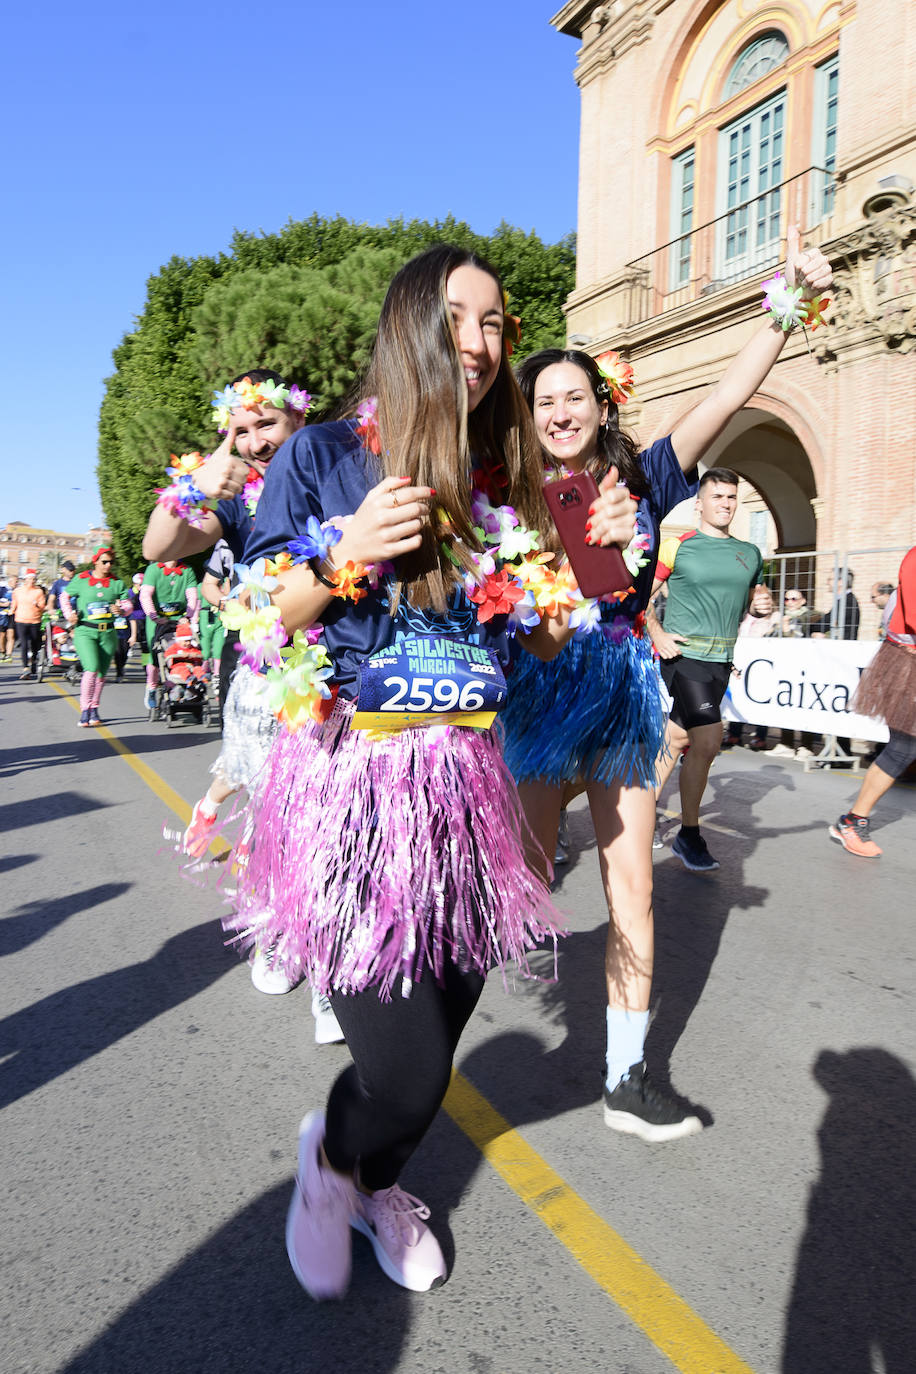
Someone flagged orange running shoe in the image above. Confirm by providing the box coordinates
[829,813,882,859]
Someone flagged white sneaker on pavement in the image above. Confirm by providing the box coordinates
[251,946,298,995]
[311,991,345,1044]
[767,743,796,759]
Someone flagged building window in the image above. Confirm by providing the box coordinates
[812,56,838,219]
[716,90,786,281]
[723,32,789,100]
[669,148,695,288]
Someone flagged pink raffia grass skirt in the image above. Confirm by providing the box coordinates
[223,699,565,998]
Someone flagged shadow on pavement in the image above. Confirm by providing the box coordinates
[0,919,235,1109]
[58,1182,412,1374]
[0,791,111,834]
[782,1047,916,1372]
[0,852,39,874]
[0,881,132,958]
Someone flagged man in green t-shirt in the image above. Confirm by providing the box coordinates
[647,468,763,870]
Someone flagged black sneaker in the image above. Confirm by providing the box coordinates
[671,831,719,872]
[603,1063,702,1142]
[554,808,570,867]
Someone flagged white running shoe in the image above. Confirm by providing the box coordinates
[311,991,345,1044]
[251,947,298,995]
[767,743,796,759]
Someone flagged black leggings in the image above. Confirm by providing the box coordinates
[326,964,485,1191]
[17,622,41,670]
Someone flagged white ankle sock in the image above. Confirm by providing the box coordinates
[606,1007,649,1090]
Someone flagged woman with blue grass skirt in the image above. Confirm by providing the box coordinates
[506,233,834,1142]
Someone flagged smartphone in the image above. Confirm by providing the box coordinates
[544,471,633,599]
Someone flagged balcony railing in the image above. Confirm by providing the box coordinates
[623,167,835,327]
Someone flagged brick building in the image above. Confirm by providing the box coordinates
[550,0,915,632]
[0,522,112,584]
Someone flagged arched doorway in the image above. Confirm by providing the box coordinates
[698,407,818,552]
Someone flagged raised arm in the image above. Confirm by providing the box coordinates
[669,226,833,474]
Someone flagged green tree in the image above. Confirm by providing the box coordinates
[98,217,575,568]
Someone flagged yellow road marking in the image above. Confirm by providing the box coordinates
[444,1075,756,1374]
[49,678,757,1373]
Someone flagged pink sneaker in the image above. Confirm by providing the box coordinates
[182,800,217,859]
[286,1112,356,1301]
[351,1184,447,1291]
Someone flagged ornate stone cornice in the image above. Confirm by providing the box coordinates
[814,202,916,359]
[552,2,669,86]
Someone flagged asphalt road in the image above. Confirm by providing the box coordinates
[2,658,914,1374]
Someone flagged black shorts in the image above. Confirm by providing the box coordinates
[660,657,732,730]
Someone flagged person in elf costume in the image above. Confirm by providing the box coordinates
[60,547,131,726]
[138,559,200,710]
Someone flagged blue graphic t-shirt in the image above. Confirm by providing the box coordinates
[244,420,516,700]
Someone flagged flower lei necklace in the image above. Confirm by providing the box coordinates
[155,452,268,525]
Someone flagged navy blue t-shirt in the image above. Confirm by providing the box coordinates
[612,436,697,620]
[245,420,517,699]
[215,495,253,564]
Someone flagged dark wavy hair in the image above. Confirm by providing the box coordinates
[359,245,556,612]
[514,348,650,501]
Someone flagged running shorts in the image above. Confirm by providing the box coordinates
[660,656,732,730]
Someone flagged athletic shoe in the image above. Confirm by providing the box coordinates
[748,737,769,752]
[19,670,34,680]
[87,708,101,726]
[78,709,91,728]
[795,746,815,760]
[144,687,156,711]
[312,991,345,1044]
[671,831,719,872]
[603,1062,702,1142]
[182,799,217,859]
[767,743,796,759]
[652,812,664,849]
[250,946,298,995]
[286,1111,355,1300]
[829,813,882,859]
[554,809,570,867]
[351,1184,447,1291]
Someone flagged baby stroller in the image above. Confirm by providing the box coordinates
[36,614,81,684]
[151,618,212,726]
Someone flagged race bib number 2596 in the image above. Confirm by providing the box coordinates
[352,635,506,733]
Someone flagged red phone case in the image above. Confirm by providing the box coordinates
[543,472,633,599]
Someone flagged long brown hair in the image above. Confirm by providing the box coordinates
[359,245,555,612]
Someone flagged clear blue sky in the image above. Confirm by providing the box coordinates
[1,1,581,534]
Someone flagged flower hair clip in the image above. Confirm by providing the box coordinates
[595,351,636,406]
[502,292,522,356]
[211,376,313,432]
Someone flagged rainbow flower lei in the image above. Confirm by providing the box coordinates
[154,452,217,528]
[212,376,313,433]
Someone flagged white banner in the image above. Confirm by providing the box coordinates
[722,638,889,741]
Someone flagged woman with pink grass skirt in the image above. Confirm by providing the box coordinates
[228,245,637,1301]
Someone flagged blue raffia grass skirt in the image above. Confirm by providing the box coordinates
[501,632,664,789]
